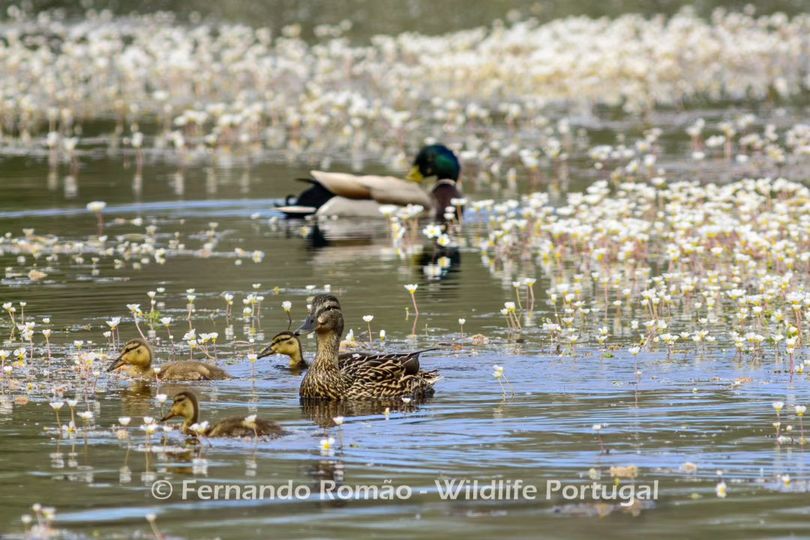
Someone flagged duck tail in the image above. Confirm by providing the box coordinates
[276,178,334,218]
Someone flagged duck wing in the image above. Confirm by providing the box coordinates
[310,171,432,207]
[338,348,438,376]
[309,171,373,199]
[340,354,441,399]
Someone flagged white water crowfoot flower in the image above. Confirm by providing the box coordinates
[363,315,374,346]
[49,400,64,435]
[501,301,522,333]
[278,300,293,328]
[492,364,513,399]
[86,201,106,236]
[320,436,336,455]
[77,410,94,432]
[86,201,106,213]
[190,421,209,437]
[404,284,419,316]
[145,512,163,539]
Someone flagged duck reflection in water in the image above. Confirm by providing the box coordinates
[299,397,427,429]
[303,223,461,281]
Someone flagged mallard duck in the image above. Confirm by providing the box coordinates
[258,331,307,370]
[277,144,463,222]
[258,330,437,372]
[106,338,230,381]
[160,391,284,438]
[295,295,440,400]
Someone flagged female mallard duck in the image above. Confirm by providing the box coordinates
[258,330,437,373]
[160,391,285,438]
[107,338,230,381]
[277,144,463,222]
[295,295,440,400]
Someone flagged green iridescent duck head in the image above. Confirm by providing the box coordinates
[406,144,460,183]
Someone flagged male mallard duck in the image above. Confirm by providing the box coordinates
[107,338,230,381]
[258,330,437,373]
[277,144,463,222]
[295,295,440,400]
[160,391,285,438]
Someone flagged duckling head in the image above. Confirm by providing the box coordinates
[160,391,199,428]
[406,144,460,183]
[258,331,305,368]
[107,338,153,373]
[295,294,344,338]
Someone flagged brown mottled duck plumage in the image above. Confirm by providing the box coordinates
[295,295,441,400]
[160,391,285,438]
[258,330,437,374]
[107,338,230,381]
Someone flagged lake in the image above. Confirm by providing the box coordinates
[1,1,809,538]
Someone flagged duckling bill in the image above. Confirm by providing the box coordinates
[161,391,284,438]
[107,338,230,381]
[277,144,463,222]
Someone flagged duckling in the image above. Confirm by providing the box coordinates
[296,295,441,400]
[277,144,463,222]
[258,331,307,370]
[107,338,230,381]
[160,391,284,438]
[258,330,436,374]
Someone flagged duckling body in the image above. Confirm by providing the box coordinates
[259,330,435,374]
[107,338,230,381]
[161,391,284,438]
[295,295,441,400]
[158,361,229,381]
[277,144,463,222]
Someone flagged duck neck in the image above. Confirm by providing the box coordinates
[182,407,200,434]
[313,330,340,372]
[128,364,155,378]
[290,338,307,369]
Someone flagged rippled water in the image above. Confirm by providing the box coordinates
[0,116,808,539]
[1,0,810,534]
